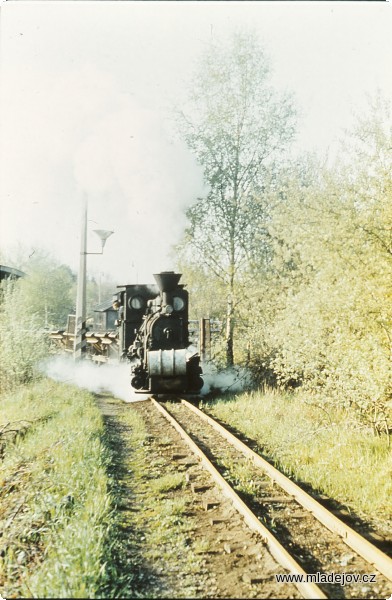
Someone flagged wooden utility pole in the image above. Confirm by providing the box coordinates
[74,196,87,360]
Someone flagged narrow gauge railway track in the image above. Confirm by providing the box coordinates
[151,397,392,599]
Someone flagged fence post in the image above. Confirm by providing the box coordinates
[199,318,211,363]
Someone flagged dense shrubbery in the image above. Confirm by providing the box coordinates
[252,97,392,432]
[0,252,78,390]
[0,280,49,390]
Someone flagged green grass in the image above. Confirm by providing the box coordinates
[204,389,392,520]
[151,473,185,494]
[0,379,112,598]
[0,381,206,599]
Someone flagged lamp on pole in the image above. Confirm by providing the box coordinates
[74,196,114,361]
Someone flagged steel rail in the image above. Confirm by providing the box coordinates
[181,398,392,583]
[151,397,327,599]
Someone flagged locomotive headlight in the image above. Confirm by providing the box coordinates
[164,304,174,314]
[173,296,185,311]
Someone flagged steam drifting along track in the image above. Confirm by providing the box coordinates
[150,397,392,599]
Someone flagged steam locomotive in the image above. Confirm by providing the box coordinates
[50,271,203,395]
[112,271,203,394]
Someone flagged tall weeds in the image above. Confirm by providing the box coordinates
[0,380,112,598]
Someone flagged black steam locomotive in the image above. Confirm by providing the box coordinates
[113,271,203,394]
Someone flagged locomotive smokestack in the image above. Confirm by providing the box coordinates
[153,272,182,293]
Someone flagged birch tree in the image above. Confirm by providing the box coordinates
[177,31,297,365]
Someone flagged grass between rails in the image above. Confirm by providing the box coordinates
[0,379,112,599]
[204,389,392,523]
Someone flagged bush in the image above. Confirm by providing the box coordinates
[0,280,49,391]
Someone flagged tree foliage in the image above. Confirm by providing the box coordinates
[177,31,297,365]
[16,251,76,329]
[0,252,77,390]
[248,96,392,432]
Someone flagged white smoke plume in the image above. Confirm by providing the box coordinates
[200,364,252,396]
[72,91,207,283]
[2,62,207,284]
[41,356,252,401]
[41,355,149,402]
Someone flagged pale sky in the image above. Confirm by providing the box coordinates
[1,0,391,284]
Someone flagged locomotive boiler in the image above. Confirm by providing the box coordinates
[114,271,203,394]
